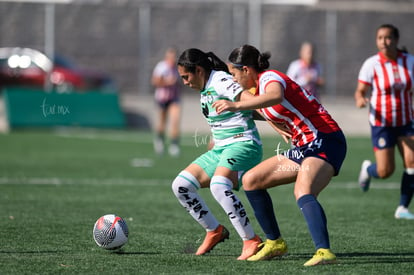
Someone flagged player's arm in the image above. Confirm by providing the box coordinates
[239,89,291,143]
[354,81,370,108]
[316,75,325,87]
[231,90,264,121]
[255,109,292,143]
[234,90,265,120]
[152,74,176,87]
[213,82,283,113]
[151,74,163,87]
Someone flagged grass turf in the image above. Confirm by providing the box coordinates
[0,129,413,274]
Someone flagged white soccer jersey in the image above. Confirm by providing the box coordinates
[152,60,180,103]
[200,70,261,147]
[286,59,322,97]
[358,51,414,127]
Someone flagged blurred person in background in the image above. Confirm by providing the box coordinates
[152,47,182,157]
[355,24,414,220]
[287,41,324,100]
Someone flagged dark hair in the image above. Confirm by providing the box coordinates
[377,24,399,40]
[228,44,271,73]
[177,48,229,74]
[377,24,409,53]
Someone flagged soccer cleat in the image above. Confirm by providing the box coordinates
[195,225,229,255]
[169,143,180,157]
[247,238,288,261]
[153,137,164,155]
[394,206,414,220]
[303,248,337,266]
[358,160,372,192]
[237,235,262,260]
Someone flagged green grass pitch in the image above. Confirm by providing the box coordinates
[0,129,413,274]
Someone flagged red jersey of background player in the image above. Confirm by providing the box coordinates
[358,51,414,127]
[256,70,341,147]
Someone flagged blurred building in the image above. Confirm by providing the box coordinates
[0,0,413,98]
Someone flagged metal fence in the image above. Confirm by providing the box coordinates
[0,0,413,98]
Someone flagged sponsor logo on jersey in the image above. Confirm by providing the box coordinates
[226,82,240,94]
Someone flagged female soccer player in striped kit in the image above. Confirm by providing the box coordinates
[213,44,347,266]
[355,24,414,220]
[171,48,263,260]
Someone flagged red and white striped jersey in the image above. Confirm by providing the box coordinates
[257,70,341,147]
[358,51,414,127]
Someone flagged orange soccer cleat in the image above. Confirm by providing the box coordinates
[195,225,229,255]
[237,235,262,260]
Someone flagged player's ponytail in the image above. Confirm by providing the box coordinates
[258,52,271,71]
[206,52,229,73]
[177,48,228,74]
[228,44,270,73]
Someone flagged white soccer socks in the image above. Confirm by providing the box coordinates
[172,171,219,231]
[210,176,255,241]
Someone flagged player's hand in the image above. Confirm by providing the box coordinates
[354,83,370,108]
[270,122,292,143]
[212,100,238,114]
[355,96,369,108]
[164,75,177,86]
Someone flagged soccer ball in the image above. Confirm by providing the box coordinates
[93,214,129,250]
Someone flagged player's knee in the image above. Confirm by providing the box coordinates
[377,166,394,179]
[171,175,183,197]
[210,176,232,199]
[209,183,223,200]
[294,188,312,201]
[242,170,259,191]
[171,171,199,197]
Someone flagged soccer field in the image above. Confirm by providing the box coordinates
[0,130,413,274]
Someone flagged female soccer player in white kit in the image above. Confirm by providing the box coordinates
[171,48,263,260]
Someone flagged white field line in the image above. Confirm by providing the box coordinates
[0,177,168,186]
[55,132,200,147]
[0,176,400,189]
[55,132,151,144]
